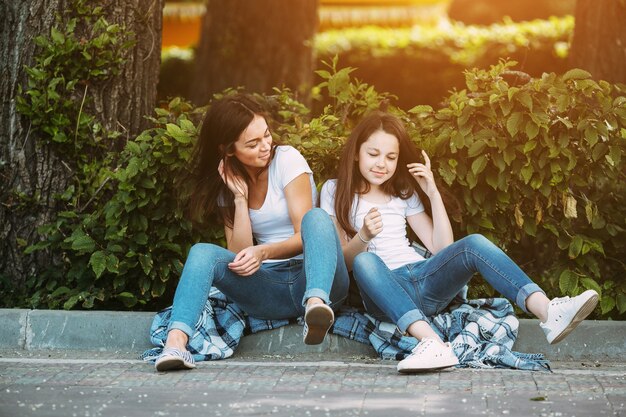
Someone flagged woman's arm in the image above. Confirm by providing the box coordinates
[227,173,313,276]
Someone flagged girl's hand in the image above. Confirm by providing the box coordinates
[218,159,248,199]
[228,245,266,276]
[407,150,439,198]
[360,207,383,241]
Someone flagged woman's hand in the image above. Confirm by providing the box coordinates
[228,245,267,276]
[218,159,248,199]
[407,150,439,198]
[360,207,383,241]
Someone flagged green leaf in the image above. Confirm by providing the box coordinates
[408,105,433,114]
[559,269,579,294]
[89,251,107,279]
[471,155,488,175]
[116,292,137,308]
[506,112,523,137]
[580,277,602,297]
[525,121,539,140]
[467,141,486,157]
[71,234,96,252]
[617,293,626,314]
[600,296,615,315]
[568,235,583,259]
[563,68,592,81]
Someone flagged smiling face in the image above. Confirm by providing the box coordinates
[229,114,272,170]
[357,129,400,189]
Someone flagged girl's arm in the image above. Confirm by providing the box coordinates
[227,173,313,276]
[331,207,381,271]
[407,191,453,254]
[407,151,453,254]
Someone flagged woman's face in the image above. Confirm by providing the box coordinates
[357,129,399,188]
[230,114,272,169]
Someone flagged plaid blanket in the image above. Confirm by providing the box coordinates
[141,288,550,371]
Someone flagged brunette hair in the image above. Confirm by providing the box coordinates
[179,93,276,228]
[334,111,431,238]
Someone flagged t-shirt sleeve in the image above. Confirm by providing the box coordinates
[406,192,425,216]
[276,146,313,189]
[320,179,337,217]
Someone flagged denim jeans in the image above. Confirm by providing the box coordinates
[352,234,544,333]
[168,208,349,337]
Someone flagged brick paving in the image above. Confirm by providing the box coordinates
[0,352,624,416]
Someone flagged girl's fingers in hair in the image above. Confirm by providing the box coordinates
[421,150,431,169]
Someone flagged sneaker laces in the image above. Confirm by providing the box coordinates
[411,338,434,356]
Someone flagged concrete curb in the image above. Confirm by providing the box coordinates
[1,309,624,360]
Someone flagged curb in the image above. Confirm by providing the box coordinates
[1,309,624,360]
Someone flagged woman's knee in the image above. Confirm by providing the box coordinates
[187,242,222,260]
[302,208,330,230]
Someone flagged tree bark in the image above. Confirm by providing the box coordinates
[569,0,626,84]
[0,0,163,290]
[192,0,318,105]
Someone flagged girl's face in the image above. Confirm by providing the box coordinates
[230,114,272,169]
[357,129,399,188]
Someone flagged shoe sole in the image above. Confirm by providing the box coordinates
[155,357,195,372]
[303,304,334,345]
[397,358,459,374]
[549,292,599,345]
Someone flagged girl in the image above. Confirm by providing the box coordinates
[155,94,349,371]
[320,111,598,373]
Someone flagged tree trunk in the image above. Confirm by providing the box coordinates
[0,0,163,291]
[192,0,318,105]
[569,0,626,84]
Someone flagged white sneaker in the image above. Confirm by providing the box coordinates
[397,337,459,373]
[540,289,599,344]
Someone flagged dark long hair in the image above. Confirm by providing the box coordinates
[180,93,276,228]
[334,111,431,238]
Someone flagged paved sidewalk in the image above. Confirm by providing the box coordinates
[0,350,624,417]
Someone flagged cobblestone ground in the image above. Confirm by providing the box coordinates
[0,351,624,417]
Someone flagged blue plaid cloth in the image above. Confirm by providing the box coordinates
[141,288,549,372]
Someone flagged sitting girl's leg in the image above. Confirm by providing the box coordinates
[353,252,459,371]
[417,234,597,344]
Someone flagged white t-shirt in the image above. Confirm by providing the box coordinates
[248,146,316,261]
[320,179,425,270]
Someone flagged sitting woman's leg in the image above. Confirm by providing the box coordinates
[299,208,350,344]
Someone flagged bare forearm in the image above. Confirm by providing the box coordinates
[227,197,254,252]
[429,191,454,252]
[259,233,304,261]
[342,230,370,271]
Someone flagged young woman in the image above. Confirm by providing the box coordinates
[320,111,598,373]
[155,94,349,371]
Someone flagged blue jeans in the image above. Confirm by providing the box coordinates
[168,208,350,337]
[352,234,544,333]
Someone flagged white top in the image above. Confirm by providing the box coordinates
[320,179,425,270]
[248,146,316,261]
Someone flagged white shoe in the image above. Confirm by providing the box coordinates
[540,289,599,344]
[397,337,459,373]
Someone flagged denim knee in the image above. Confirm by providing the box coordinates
[459,234,492,251]
[352,252,380,282]
[302,208,331,231]
[187,242,220,259]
